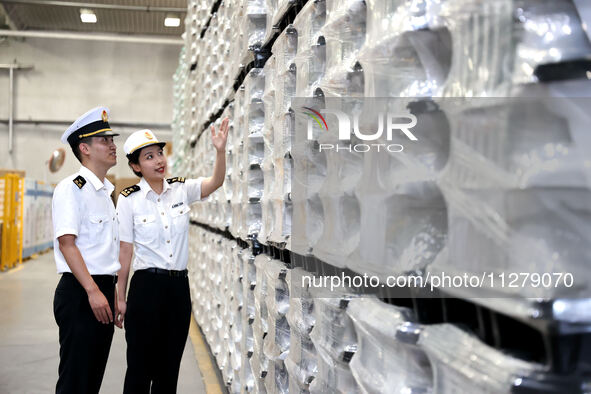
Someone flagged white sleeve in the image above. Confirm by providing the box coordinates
[52,181,81,238]
[116,194,134,244]
[186,177,204,204]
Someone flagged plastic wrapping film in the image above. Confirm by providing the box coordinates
[269,42,294,246]
[359,0,591,97]
[316,0,366,98]
[285,331,317,393]
[358,0,450,98]
[418,324,545,393]
[285,268,317,392]
[286,268,316,334]
[290,127,326,255]
[294,0,327,98]
[230,243,244,386]
[269,154,293,246]
[225,101,236,202]
[310,343,360,394]
[323,0,366,71]
[240,351,256,393]
[187,228,246,389]
[251,254,272,390]
[264,259,291,319]
[347,298,433,394]
[241,247,257,393]
[310,294,357,365]
[262,260,291,394]
[343,99,448,280]
[231,86,246,238]
[266,356,290,394]
[309,291,360,394]
[242,0,268,53]
[222,104,236,229]
[274,24,299,73]
[273,26,299,118]
[264,0,278,44]
[260,56,277,245]
[573,0,591,43]
[429,81,591,301]
[242,68,266,239]
[310,105,363,269]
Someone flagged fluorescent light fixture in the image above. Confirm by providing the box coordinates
[80,9,97,23]
[164,14,180,27]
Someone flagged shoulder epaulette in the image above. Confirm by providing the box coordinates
[73,175,86,189]
[167,177,185,184]
[120,185,140,197]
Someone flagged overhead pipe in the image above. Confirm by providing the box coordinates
[0,119,172,131]
[0,29,183,45]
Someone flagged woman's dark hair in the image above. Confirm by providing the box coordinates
[127,149,142,177]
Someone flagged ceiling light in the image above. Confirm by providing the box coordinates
[80,9,97,24]
[164,14,180,27]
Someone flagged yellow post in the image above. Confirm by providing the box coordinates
[0,175,5,271]
[18,175,23,265]
[0,172,25,271]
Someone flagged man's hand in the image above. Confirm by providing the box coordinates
[115,299,126,329]
[87,287,113,324]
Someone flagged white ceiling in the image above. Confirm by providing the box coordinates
[0,0,188,36]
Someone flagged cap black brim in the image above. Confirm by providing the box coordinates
[93,131,120,137]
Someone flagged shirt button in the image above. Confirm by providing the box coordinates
[180,210,183,214]
[165,225,168,229]
[158,198,161,202]
[99,219,102,223]
[161,212,164,216]
[167,240,170,244]
[113,217,115,221]
[143,219,146,222]
[169,254,173,258]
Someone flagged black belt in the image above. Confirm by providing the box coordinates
[62,272,118,284]
[140,268,188,278]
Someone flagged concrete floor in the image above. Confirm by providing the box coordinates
[0,251,206,394]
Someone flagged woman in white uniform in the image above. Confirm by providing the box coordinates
[115,119,228,393]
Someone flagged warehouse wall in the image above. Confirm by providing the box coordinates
[0,36,179,183]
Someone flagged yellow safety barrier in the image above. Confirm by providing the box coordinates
[0,170,25,271]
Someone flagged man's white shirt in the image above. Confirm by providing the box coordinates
[116,177,203,271]
[52,166,121,275]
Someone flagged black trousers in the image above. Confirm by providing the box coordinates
[53,273,116,394]
[123,269,191,394]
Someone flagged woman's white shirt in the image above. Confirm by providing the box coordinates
[116,176,203,271]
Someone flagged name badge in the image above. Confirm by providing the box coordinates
[172,202,184,209]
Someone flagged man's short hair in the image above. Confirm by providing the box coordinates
[70,136,93,163]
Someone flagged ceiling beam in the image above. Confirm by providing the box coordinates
[0,3,17,30]
[0,0,186,13]
[0,29,183,45]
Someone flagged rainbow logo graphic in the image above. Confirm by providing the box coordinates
[302,107,328,131]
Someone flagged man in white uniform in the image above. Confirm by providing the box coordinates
[52,106,121,394]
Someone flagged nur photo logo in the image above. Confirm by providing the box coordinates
[302,107,418,152]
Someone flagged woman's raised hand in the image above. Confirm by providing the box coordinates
[211,117,229,152]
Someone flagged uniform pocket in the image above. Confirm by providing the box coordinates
[89,214,108,237]
[170,206,190,236]
[133,214,157,244]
